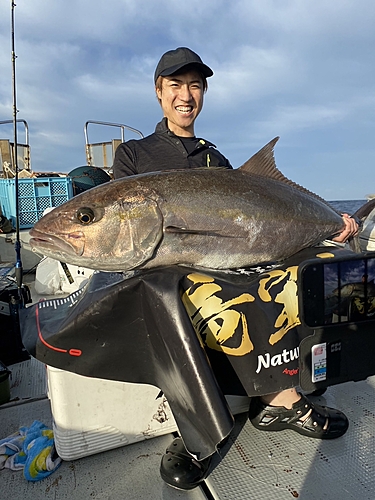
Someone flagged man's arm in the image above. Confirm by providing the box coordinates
[112,143,138,179]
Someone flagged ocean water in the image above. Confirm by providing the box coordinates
[328,199,367,215]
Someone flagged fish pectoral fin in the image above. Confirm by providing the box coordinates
[165,226,214,235]
[164,226,243,238]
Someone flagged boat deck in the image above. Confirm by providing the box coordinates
[1,246,375,498]
[1,355,374,500]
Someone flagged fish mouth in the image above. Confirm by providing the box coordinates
[29,228,85,257]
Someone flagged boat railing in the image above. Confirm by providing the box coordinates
[84,120,144,168]
[0,119,31,178]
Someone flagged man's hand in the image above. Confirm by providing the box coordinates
[332,213,359,243]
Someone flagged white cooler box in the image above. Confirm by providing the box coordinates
[47,366,251,461]
[47,367,178,461]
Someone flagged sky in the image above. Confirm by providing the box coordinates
[0,0,374,201]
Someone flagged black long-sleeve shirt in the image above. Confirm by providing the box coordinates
[113,118,232,178]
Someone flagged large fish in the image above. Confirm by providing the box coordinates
[29,138,346,272]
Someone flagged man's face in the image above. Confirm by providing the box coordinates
[156,70,204,137]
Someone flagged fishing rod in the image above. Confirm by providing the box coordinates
[10,0,23,298]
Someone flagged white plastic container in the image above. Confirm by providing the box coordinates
[47,366,251,461]
[47,367,177,461]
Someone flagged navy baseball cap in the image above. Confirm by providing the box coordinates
[154,47,214,83]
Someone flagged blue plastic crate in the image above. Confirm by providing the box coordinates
[0,177,73,229]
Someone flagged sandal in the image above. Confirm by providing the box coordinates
[249,393,348,439]
[160,437,212,490]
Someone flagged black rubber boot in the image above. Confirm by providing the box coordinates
[160,437,212,490]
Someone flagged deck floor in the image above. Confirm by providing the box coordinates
[207,377,375,500]
[1,360,375,499]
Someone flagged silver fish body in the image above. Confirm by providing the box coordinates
[29,139,345,272]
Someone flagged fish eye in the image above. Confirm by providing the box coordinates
[76,207,95,225]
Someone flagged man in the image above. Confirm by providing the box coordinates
[113,47,356,490]
[113,47,231,176]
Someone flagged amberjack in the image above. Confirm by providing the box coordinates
[29,138,346,271]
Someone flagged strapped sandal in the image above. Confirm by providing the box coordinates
[249,393,349,439]
[160,437,212,490]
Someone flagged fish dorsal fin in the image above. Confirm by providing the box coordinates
[239,137,333,207]
[239,137,281,178]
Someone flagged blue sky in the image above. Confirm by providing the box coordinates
[0,0,374,200]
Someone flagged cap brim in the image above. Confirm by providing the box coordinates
[158,62,213,79]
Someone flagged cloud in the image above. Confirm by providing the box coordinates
[0,0,374,199]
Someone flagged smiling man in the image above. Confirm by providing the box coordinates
[112,47,232,177]
[112,48,351,491]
